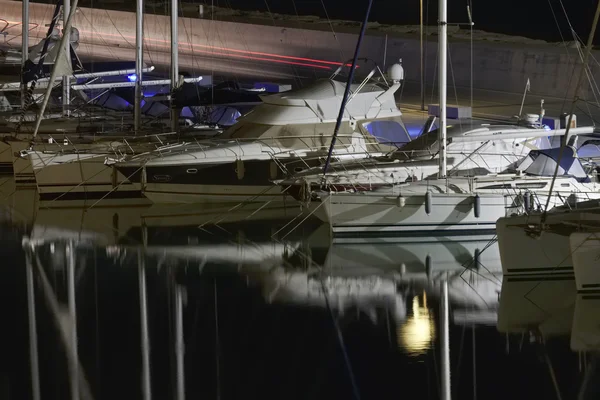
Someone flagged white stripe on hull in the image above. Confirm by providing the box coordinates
[570,232,600,292]
[570,232,600,351]
[496,214,575,275]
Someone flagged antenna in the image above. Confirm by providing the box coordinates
[467,5,473,25]
[518,78,531,118]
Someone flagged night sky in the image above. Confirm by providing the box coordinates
[215,0,600,43]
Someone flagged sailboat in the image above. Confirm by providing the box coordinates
[494,0,600,286]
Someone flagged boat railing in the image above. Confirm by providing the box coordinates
[140,133,383,160]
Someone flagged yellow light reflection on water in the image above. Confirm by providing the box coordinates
[397,292,435,356]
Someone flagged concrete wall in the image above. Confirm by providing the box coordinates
[2,0,591,99]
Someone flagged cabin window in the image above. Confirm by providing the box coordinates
[560,183,570,187]
[516,182,547,189]
[294,167,304,173]
[479,184,512,189]
[186,169,198,174]
[362,120,411,147]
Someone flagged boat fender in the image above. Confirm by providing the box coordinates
[298,178,312,207]
[425,255,432,279]
[473,248,481,270]
[400,263,406,276]
[473,194,481,218]
[269,161,278,180]
[523,192,531,213]
[141,165,147,192]
[396,194,406,207]
[235,159,245,180]
[425,191,432,215]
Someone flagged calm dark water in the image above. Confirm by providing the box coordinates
[0,216,593,400]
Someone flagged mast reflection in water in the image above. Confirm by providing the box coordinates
[1,209,597,400]
[398,292,435,357]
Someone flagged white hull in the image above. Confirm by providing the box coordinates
[12,141,144,202]
[570,232,600,351]
[315,176,600,235]
[496,205,600,337]
[318,191,505,235]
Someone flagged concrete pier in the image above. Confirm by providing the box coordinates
[1,0,594,100]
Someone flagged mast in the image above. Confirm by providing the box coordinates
[135,0,144,134]
[441,279,451,400]
[21,0,29,108]
[322,0,374,176]
[170,0,179,133]
[420,0,425,111]
[62,0,71,117]
[438,0,448,179]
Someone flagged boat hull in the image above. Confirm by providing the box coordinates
[317,192,507,236]
[570,232,600,351]
[117,157,326,204]
[12,141,145,203]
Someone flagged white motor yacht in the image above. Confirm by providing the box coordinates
[110,62,413,203]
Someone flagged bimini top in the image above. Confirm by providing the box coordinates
[232,78,402,126]
[519,146,589,182]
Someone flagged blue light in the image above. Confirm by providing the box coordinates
[127,74,137,82]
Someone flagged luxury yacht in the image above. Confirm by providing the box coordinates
[109,62,412,203]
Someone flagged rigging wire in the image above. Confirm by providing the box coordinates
[319,0,346,64]
[545,0,576,114]
[290,0,318,80]
[262,0,301,88]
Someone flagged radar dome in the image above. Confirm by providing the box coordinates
[523,113,540,124]
[387,63,404,82]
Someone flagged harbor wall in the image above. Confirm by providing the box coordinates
[2,0,592,100]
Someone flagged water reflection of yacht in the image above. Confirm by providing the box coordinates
[256,267,407,324]
[308,232,502,275]
[12,194,317,246]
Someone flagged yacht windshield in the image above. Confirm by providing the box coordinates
[392,128,440,157]
[362,119,411,148]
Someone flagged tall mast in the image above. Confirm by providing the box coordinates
[21,0,29,108]
[62,0,71,117]
[134,0,144,134]
[420,0,425,111]
[438,0,448,179]
[441,278,451,400]
[170,0,179,133]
